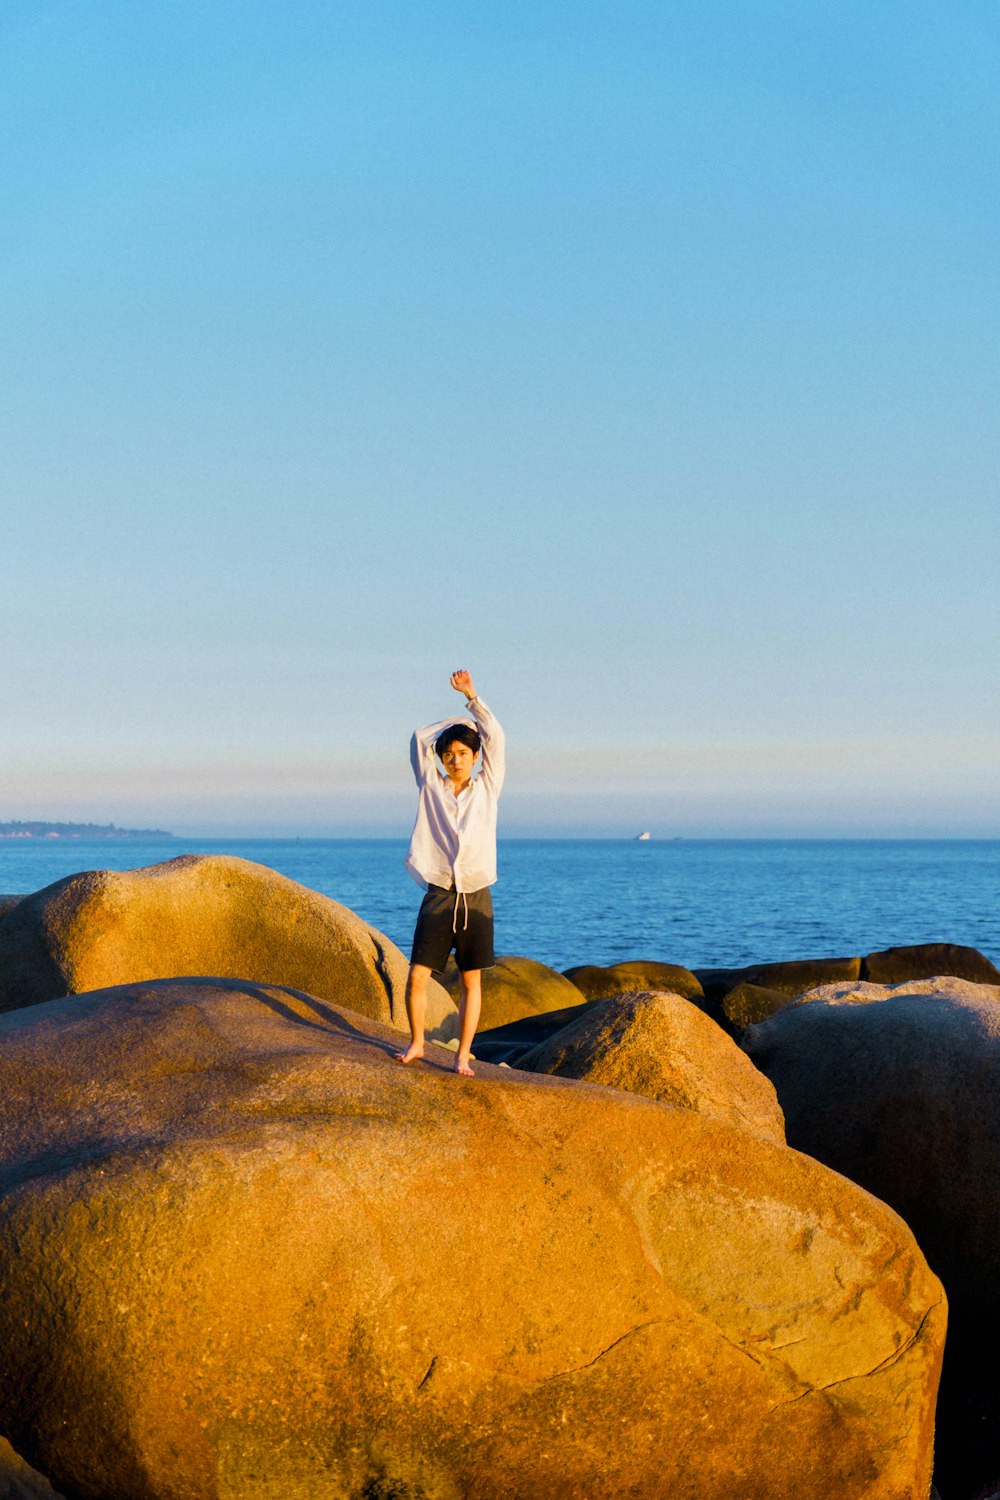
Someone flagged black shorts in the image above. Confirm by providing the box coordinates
[410,884,495,974]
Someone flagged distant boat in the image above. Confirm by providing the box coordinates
[635,831,651,841]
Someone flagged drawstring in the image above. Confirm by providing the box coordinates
[452,889,468,933]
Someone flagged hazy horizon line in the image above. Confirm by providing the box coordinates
[4,829,1000,844]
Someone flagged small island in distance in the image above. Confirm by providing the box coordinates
[0,821,173,841]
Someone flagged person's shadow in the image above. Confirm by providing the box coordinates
[199,975,461,1074]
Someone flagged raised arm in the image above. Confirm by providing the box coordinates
[451,669,505,795]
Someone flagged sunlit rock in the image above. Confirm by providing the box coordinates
[518,988,786,1144]
[563,959,704,1004]
[0,977,944,1500]
[0,854,455,1037]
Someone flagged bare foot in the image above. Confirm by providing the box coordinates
[453,1055,475,1077]
[395,1042,424,1064]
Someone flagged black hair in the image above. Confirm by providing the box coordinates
[435,722,482,757]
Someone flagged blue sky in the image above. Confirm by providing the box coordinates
[3,2,998,836]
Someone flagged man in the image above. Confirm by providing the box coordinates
[396,669,505,1076]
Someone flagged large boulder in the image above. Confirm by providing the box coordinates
[743,976,1000,1500]
[862,942,1000,987]
[441,953,584,1031]
[0,854,455,1037]
[563,960,704,1004]
[0,978,943,1500]
[518,989,786,1145]
[743,976,1000,1313]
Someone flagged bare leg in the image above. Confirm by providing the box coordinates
[396,963,432,1063]
[454,968,482,1077]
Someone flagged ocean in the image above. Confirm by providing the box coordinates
[0,837,998,972]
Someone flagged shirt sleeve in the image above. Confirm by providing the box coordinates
[409,717,474,787]
[467,697,506,795]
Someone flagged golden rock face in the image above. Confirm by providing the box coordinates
[518,988,787,1145]
[0,978,944,1500]
[564,959,705,1004]
[0,853,455,1037]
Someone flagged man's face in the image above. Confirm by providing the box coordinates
[440,740,476,783]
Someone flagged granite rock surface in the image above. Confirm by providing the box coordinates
[861,943,1000,987]
[743,975,1000,1311]
[518,988,786,1144]
[0,1439,64,1500]
[0,976,944,1500]
[0,854,455,1038]
[562,959,704,1004]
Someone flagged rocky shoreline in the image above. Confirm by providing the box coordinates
[0,855,997,1498]
[0,822,174,841]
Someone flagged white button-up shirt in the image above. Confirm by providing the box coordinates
[404,696,505,893]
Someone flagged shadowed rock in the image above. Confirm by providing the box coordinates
[0,896,21,921]
[441,953,583,1030]
[696,955,861,1006]
[743,976,1000,1312]
[473,1000,597,1064]
[0,854,456,1037]
[517,989,785,1144]
[722,981,794,1032]
[563,960,704,1003]
[743,975,1000,1498]
[0,1438,64,1499]
[0,978,943,1500]
[862,942,1000,987]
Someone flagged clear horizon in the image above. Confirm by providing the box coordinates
[4,821,1000,844]
[3,3,997,837]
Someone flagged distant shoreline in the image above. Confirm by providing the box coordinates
[0,822,174,841]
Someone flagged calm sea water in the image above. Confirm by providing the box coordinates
[0,838,997,972]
